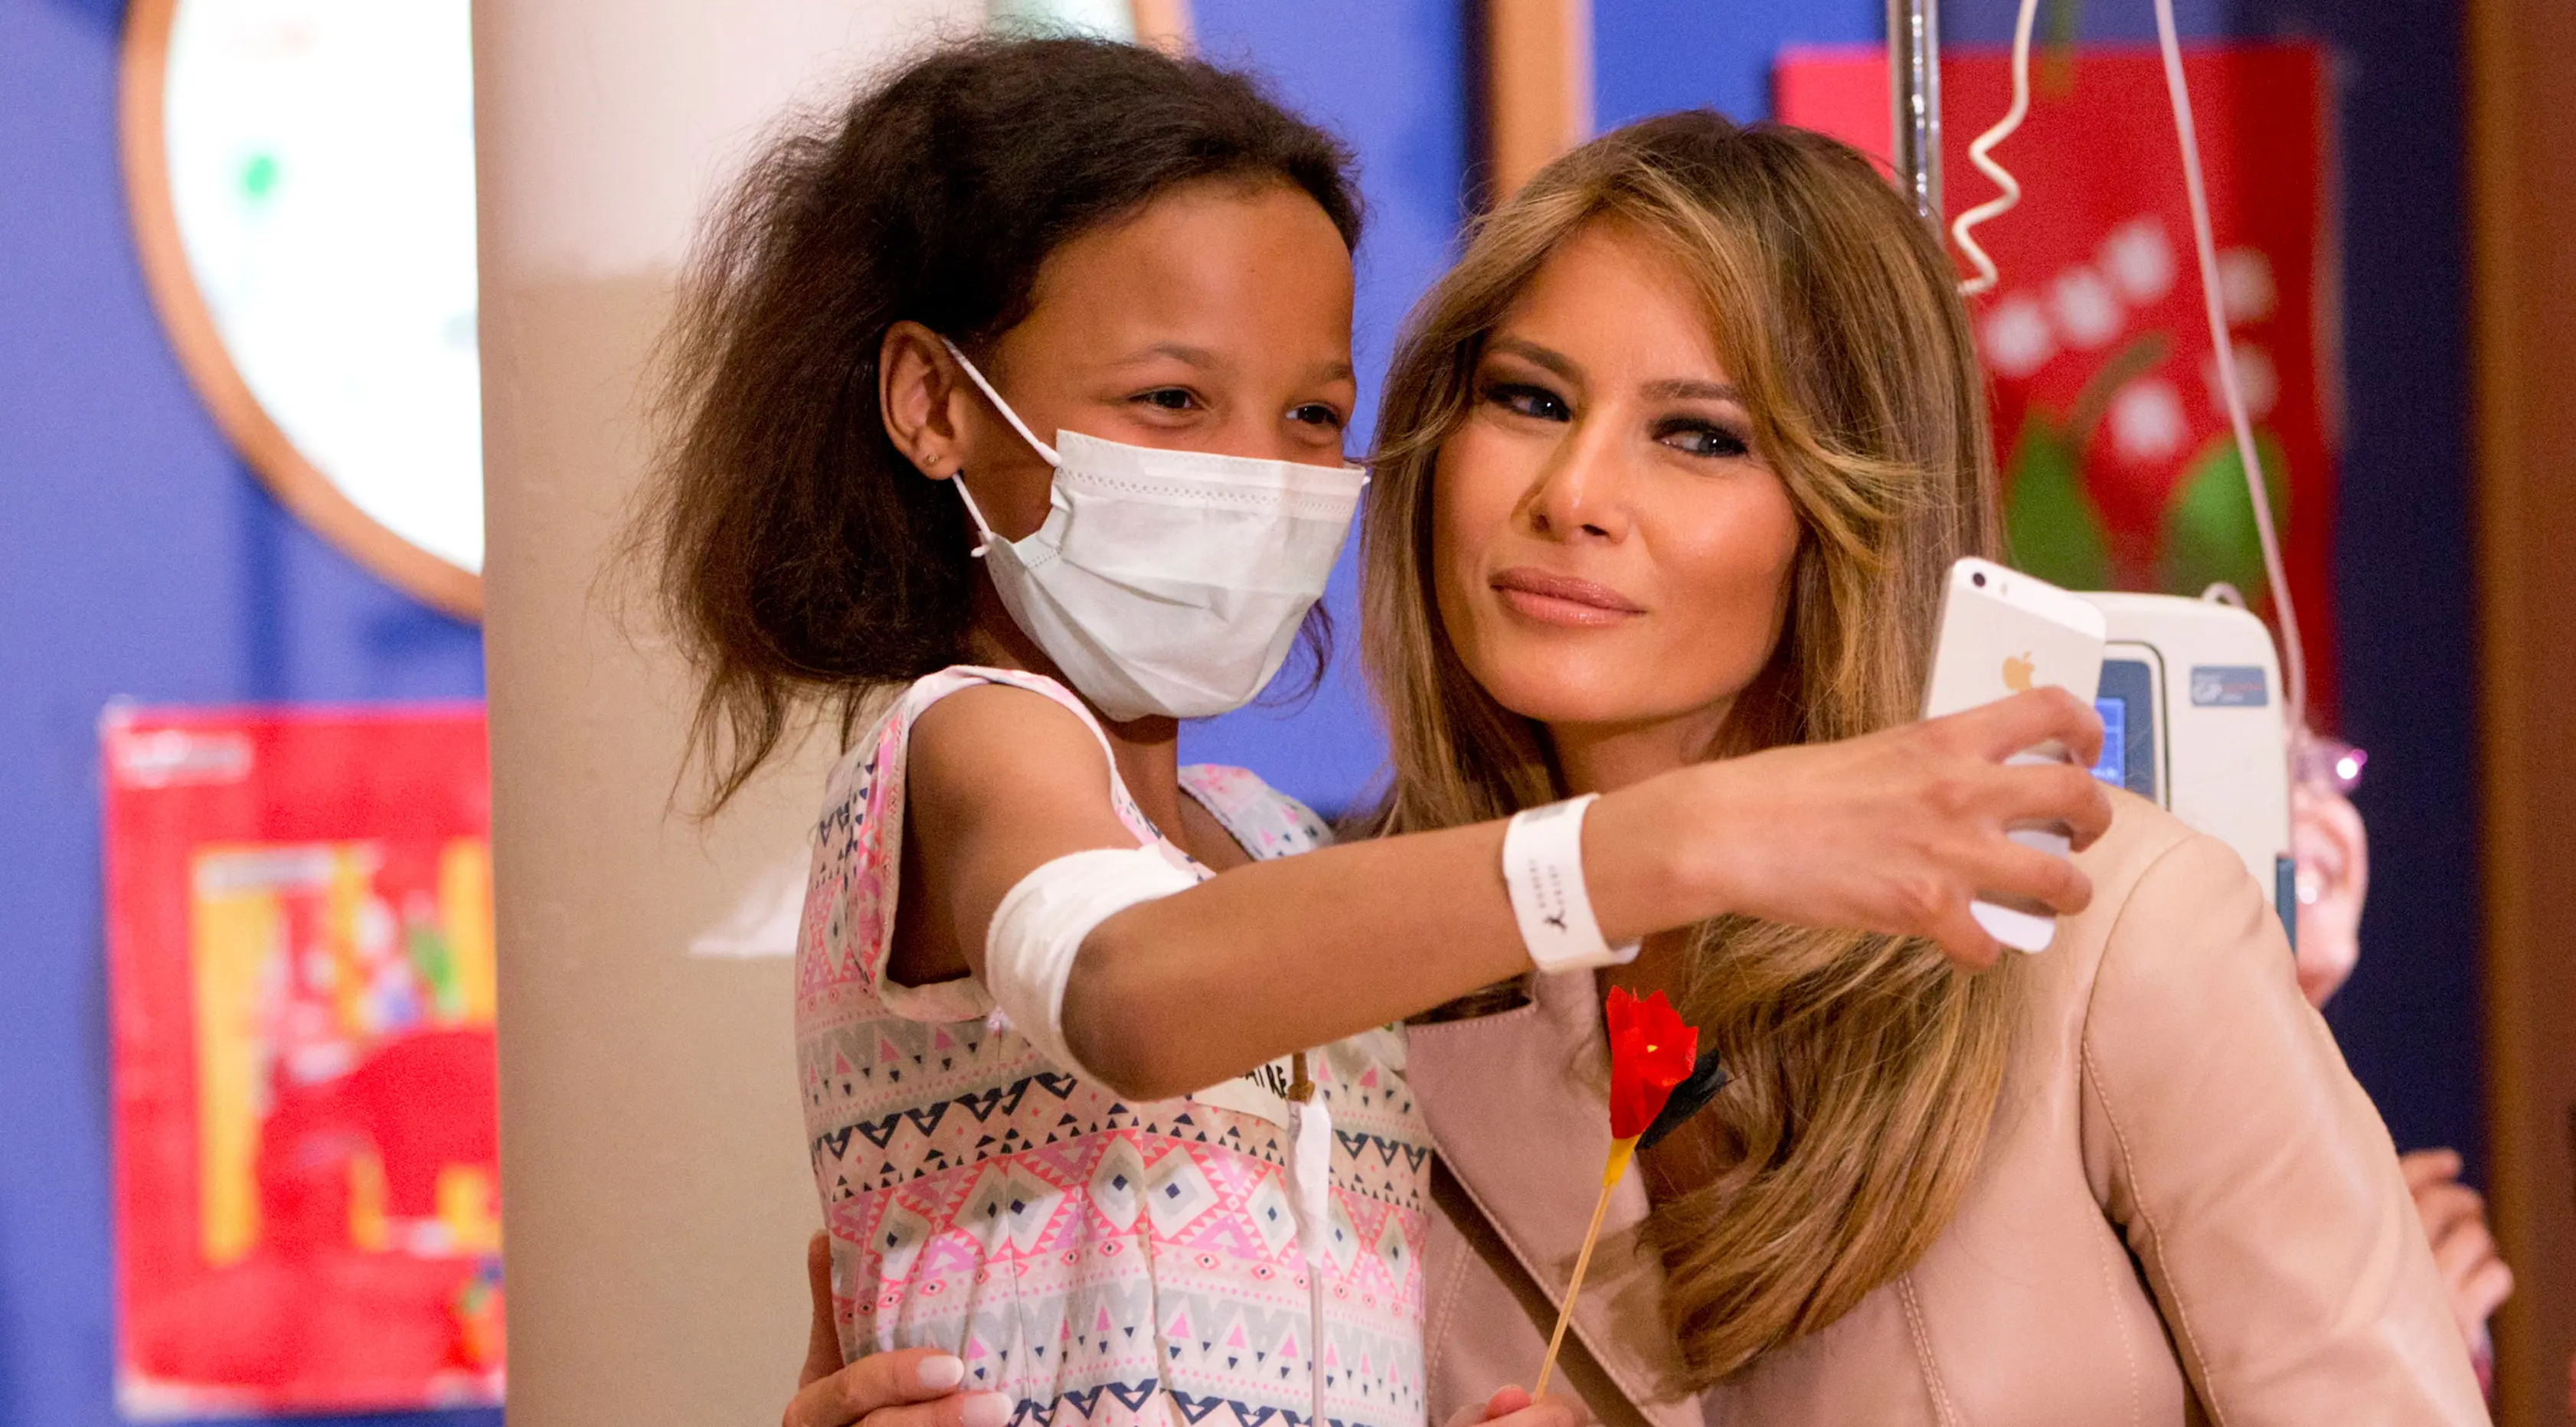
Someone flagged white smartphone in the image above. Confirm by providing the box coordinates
[1921,557,2108,952]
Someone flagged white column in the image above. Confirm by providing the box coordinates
[472,2,976,1421]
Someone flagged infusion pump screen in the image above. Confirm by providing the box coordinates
[2091,699,2127,788]
[2091,658,2160,803]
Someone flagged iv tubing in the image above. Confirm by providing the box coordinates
[1950,0,2042,296]
[2153,0,2309,731]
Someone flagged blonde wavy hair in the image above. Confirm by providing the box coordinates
[1362,113,2019,1384]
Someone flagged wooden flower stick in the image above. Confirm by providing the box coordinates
[1533,1136,1638,1398]
[1533,988,1697,1401]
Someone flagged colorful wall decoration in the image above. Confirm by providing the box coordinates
[103,706,499,1417]
[1777,41,2340,723]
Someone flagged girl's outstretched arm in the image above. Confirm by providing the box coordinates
[905,681,2110,1102]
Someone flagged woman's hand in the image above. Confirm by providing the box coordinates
[1443,1384,1590,1427]
[2399,1151,2513,1355]
[1597,687,2112,969]
[787,1232,1012,1427]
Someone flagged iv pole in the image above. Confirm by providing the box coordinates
[1889,0,1943,222]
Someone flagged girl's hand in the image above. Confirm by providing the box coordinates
[1597,687,2113,970]
[788,1233,1012,1427]
[1446,1384,1590,1427]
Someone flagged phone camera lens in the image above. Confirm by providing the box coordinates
[1972,570,1988,588]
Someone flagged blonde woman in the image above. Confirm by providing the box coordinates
[1378,113,2479,1423]
[783,109,2476,1427]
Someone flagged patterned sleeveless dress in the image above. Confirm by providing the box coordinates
[796,667,1432,1427]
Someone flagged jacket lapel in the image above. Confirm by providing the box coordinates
[1409,972,1698,1427]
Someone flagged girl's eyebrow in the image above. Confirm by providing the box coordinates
[1110,341,1225,370]
[1107,345,1351,385]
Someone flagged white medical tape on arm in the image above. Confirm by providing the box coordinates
[1501,794,1641,973]
[985,846,1198,1079]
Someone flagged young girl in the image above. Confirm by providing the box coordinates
[650,36,2110,1427]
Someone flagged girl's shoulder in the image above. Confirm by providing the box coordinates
[899,663,1093,720]
[1178,763,1336,861]
[799,665,1156,1027]
[873,664,1097,759]
[819,665,1110,810]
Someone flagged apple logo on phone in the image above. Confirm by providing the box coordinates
[2002,651,2036,693]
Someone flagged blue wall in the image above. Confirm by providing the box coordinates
[0,0,2476,1421]
[0,4,491,1424]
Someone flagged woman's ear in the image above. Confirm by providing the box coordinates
[880,321,973,481]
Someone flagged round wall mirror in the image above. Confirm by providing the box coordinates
[123,0,483,619]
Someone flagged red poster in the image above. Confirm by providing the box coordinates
[103,705,503,1417]
[1777,42,2339,723]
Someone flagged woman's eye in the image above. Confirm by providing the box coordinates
[1287,403,1346,431]
[1483,381,1572,423]
[1133,387,1199,413]
[1659,420,1753,460]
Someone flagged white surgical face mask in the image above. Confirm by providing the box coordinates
[939,338,1365,722]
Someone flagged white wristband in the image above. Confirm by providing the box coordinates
[1500,795,1639,973]
[986,847,1198,1078]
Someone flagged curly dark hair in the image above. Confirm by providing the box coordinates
[642,34,1362,808]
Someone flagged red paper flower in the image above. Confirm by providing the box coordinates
[1605,987,1698,1141]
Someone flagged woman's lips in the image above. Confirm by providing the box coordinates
[1490,567,1646,628]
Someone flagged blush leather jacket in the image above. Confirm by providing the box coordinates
[1411,792,2487,1427]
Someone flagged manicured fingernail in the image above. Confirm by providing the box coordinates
[917,1354,966,1391]
[960,1392,1012,1427]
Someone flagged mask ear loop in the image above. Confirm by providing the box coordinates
[939,336,1061,465]
[950,469,997,559]
[934,337,1061,560]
